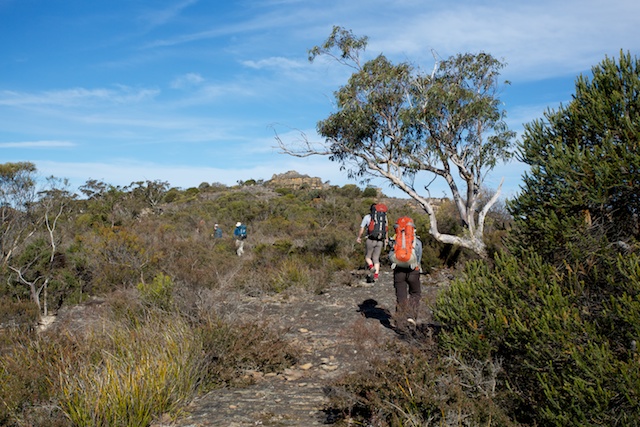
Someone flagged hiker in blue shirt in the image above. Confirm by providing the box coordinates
[212,223,223,238]
[234,222,247,256]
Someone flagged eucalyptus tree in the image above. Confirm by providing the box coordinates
[277,26,515,258]
[128,179,170,212]
[0,162,73,317]
[0,162,38,267]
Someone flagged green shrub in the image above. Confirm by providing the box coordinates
[434,251,640,426]
[362,187,378,197]
[338,184,362,198]
[85,226,159,290]
[269,257,313,293]
[0,297,39,327]
[58,315,201,427]
[0,328,61,426]
[163,188,179,203]
[326,344,515,426]
[508,51,640,266]
[137,272,173,310]
[197,316,299,390]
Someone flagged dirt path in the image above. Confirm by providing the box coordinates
[152,268,445,427]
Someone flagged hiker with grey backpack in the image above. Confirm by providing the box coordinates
[356,203,388,283]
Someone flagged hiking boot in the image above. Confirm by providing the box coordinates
[373,273,379,281]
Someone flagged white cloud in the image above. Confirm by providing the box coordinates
[0,140,76,148]
[170,73,205,89]
[241,57,305,70]
[137,0,199,29]
[0,86,159,107]
[355,0,640,81]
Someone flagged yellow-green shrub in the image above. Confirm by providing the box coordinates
[58,315,200,427]
[137,272,173,310]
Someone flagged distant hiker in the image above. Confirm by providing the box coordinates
[388,216,422,330]
[356,203,388,282]
[212,223,223,238]
[234,221,247,256]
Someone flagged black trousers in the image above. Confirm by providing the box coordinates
[393,267,421,320]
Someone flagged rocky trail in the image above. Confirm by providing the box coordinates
[152,268,448,427]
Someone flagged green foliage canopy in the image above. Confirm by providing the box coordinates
[509,50,640,264]
[435,51,640,426]
[281,26,516,257]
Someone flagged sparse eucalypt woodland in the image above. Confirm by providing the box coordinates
[277,26,516,258]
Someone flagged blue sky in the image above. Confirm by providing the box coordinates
[1,0,638,199]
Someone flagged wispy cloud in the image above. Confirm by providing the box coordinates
[362,0,640,80]
[241,57,305,70]
[0,140,76,148]
[0,86,159,107]
[170,73,205,89]
[137,0,199,29]
[141,4,306,49]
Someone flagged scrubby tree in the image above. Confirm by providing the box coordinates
[435,51,640,426]
[79,179,129,227]
[277,26,515,258]
[128,179,170,211]
[9,178,73,317]
[0,162,38,267]
[0,163,72,318]
[508,50,640,264]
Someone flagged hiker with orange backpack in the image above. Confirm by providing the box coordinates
[356,203,388,283]
[388,216,423,330]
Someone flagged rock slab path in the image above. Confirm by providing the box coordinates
[153,268,445,427]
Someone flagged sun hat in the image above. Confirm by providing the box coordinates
[236,222,242,227]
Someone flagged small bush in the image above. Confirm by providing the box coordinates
[326,344,514,426]
[362,187,378,197]
[0,328,74,427]
[197,316,299,390]
[58,314,201,427]
[269,257,312,293]
[0,297,39,328]
[137,272,173,310]
[434,251,640,426]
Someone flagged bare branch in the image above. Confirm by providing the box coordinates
[274,127,332,158]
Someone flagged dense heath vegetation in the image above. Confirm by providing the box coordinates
[1,51,639,426]
[0,177,485,426]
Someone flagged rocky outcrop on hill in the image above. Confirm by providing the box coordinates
[266,171,327,190]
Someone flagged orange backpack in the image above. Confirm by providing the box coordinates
[390,216,418,269]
